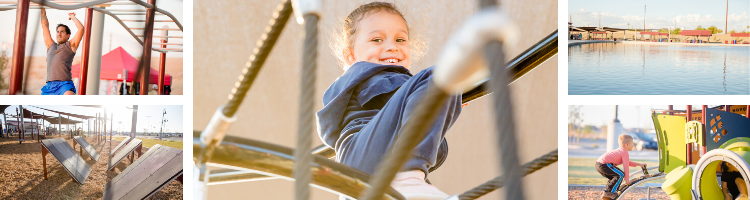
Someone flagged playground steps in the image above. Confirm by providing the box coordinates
[107,139,143,171]
[73,136,100,161]
[41,138,92,184]
[102,144,183,200]
[110,136,133,157]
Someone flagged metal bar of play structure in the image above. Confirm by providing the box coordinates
[79,7,94,95]
[157,25,167,95]
[692,105,695,165]
[138,0,156,95]
[9,0,30,95]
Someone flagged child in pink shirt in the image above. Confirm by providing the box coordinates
[595,134,646,200]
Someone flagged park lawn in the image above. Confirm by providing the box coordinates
[113,137,183,150]
[568,157,663,185]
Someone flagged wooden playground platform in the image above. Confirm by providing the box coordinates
[0,135,182,199]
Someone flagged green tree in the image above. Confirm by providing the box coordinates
[0,45,9,90]
[658,29,669,33]
[569,105,584,143]
[696,25,706,30]
[729,30,737,33]
[707,26,723,34]
[671,28,682,35]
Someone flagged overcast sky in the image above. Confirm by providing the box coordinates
[570,105,720,130]
[569,0,749,32]
[1,105,183,133]
[0,0,182,57]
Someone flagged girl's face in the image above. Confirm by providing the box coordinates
[346,11,411,69]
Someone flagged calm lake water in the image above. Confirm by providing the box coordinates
[569,43,749,95]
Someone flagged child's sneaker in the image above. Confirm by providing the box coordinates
[601,192,615,200]
[391,170,450,200]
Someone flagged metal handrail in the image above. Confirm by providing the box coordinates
[192,133,405,200]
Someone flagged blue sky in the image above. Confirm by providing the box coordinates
[569,0,749,32]
[0,1,182,57]
[1,105,183,133]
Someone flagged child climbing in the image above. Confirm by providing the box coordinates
[594,134,646,200]
[316,2,462,200]
[719,161,749,200]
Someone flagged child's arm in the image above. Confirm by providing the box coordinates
[722,181,731,200]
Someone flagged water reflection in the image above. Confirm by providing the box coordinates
[569,43,749,95]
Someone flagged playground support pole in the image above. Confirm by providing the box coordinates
[130,105,138,139]
[692,105,694,165]
[158,26,168,95]
[19,106,24,143]
[103,108,106,142]
[702,105,707,154]
[746,105,749,118]
[85,7,106,95]
[79,8,94,95]
[58,114,61,136]
[2,112,6,138]
[668,105,674,115]
[139,0,157,95]
[122,69,127,95]
[9,0,30,95]
[110,113,112,142]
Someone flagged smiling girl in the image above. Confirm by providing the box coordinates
[316,2,462,199]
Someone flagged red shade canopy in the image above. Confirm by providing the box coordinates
[639,32,665,35]
[730,33,749,37]
[71,47,172,85]
[679,30,712,36]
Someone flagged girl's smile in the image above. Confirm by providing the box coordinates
[346,11,411,69]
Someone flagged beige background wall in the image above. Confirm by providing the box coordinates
[194,0,558,199]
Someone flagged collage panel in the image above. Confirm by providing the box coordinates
[568,105,750,200]
[0,105,183,199]
[567,0,749,95]
[0,0,183,95]
[193,0,557,199]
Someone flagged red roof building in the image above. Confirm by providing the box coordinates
[679,30,712,36]
[730,33,750,37]
[71,47,172,85]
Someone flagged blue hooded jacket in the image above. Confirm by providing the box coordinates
[316,62,412,148]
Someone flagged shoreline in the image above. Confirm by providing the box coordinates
[568,40,620,47]
[568,40,750,47]
[622,41,750,46]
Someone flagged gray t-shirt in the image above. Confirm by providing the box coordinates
[46,41,75,82]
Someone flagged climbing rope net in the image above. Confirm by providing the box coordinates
[193,0,558,199]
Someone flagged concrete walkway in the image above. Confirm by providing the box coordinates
[568,40,620,47]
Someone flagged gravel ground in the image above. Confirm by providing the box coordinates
[0,135,182,199]
[569,186,669,200]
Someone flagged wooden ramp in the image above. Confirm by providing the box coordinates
[41,138,92,184]
[107,139,143,171]
[103,145,183,200]
[110,136,132,157]
[73,136,100,161]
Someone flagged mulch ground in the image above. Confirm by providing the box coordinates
[569,186,669,200]
[0,134,182,199]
